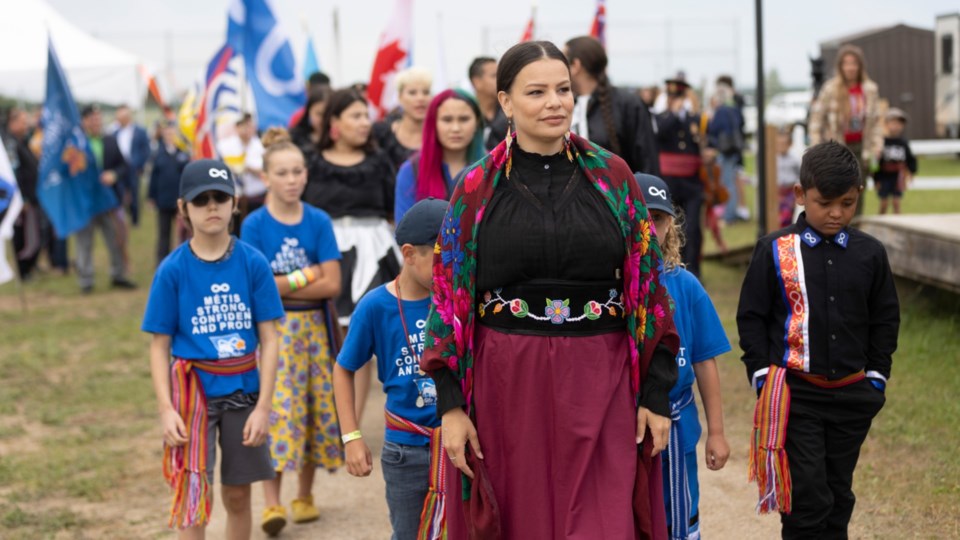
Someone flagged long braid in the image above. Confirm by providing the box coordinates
[596,72,621,156]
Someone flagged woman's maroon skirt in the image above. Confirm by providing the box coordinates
[445,325,664,539]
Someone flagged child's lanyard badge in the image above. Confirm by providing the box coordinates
[394,279,426,377]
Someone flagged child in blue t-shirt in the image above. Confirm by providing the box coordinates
[240,128,345,535]
[334,198,449,540]
[635,174,732,540]
[142,159,284,535]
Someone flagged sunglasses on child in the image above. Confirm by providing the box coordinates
[189,191,232,207]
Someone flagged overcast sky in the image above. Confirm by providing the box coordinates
[46,0,959,96]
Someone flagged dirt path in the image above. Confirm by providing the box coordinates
[201,386,783,540]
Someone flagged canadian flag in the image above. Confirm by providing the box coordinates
[589,0,606,47]
[520,6,536,42]
[368,0,413,120]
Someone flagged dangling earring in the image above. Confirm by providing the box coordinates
[505,117,514,178]
[563,131,574,162]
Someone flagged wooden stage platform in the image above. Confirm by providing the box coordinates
[856,213,960,293]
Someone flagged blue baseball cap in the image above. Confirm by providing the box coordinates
[180,159,236,202]
[395,198,448,246]
[634,173,676,217]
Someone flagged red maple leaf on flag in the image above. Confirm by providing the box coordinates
[367,39,407,119]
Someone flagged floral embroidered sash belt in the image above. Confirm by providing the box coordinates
[477,281,627,336]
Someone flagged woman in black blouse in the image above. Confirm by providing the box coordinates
[422,41,679,539]
[305,89,400,418]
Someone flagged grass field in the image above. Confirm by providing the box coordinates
[1,193,959,537]
[742,153,960,178]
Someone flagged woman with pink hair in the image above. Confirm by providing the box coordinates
[394,89,485,222]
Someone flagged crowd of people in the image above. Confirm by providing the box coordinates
[1,34,902,540]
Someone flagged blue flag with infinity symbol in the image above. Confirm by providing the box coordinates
[37,38,118,238]
[226,0,306,131]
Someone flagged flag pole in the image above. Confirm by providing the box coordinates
[333,7,343,85]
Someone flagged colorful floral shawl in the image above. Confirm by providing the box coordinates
[422,132,677,409]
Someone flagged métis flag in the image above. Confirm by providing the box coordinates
[368,0,413,120]
[38,37,118,239]
[227,0,305,131]
[0,134,24,285]
[590,0,606,47]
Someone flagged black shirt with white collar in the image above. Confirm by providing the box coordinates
[736,213,900,388]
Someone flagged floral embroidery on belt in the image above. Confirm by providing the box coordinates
[478,289,624,324]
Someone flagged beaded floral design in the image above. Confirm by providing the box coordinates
[478,289,624,325]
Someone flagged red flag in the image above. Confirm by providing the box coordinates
[368,0,413,120]
[589,0,606,47]
[520,6,536,42]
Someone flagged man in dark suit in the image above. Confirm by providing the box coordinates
[75,105,135,293]
[111,104,151,226]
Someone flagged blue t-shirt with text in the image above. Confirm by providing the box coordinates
[142,239,285,398]
[337,284,438,446]
[240,203,341,277]
[662,267,731,451]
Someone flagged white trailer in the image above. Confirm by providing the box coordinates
[935,13,960,138]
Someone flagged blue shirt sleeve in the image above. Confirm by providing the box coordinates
[248,247,284,323]
[394,160,416,224]
[142,261,178,335]
[337,294,376,372]
[312,209,342,263]
[689,282,732,364]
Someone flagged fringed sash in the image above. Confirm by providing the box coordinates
[164,353,258,529]
[385,409,446,540]
[667,389,696,540]
[749,366,865,515]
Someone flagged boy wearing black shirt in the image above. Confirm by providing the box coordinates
[874,108,917,215]
[737,141,900,539]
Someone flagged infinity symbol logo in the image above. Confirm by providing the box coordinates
[837,232,847,244]
[209,168,229,180]
[803,232,818,244]
[648,186,667,199]
[211,283,231,293]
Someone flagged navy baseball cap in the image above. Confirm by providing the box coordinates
[396,198,448,246]
[180,159,236,202]
[634,173,676,217]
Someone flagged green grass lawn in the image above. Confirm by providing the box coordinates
[703,187,960,255]
[1,196,958,535]
[743,152,960,178]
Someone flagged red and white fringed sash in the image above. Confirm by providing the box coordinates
[749,366,866,515]
[163,353,258,529]
[385,409,446,540]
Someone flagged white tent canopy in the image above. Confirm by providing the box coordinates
[0,0,145,105]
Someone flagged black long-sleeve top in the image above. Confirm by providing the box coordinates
[584,87,660,176]
[736,212,900,387]
[431,145,678,418]
[304,151,396,219]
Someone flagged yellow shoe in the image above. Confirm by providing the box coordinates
[261,505,287,536]
[290,495,320,523]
